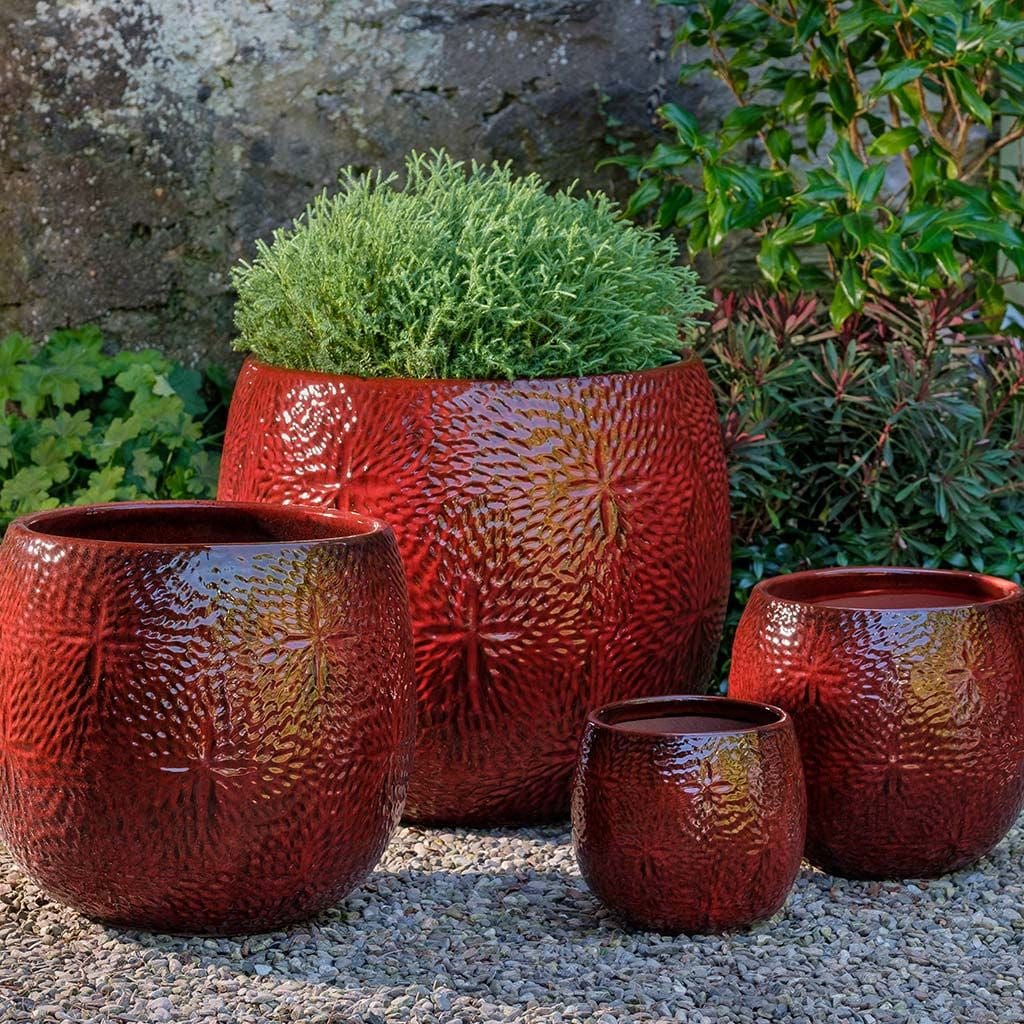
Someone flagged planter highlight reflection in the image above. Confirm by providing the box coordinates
[0,501,416,934]
[219,357,731,825]
[730,567,1024,879]
[571,696,806,934]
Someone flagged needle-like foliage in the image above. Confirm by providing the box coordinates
[232,151,710,380]
[698,289,1024,685]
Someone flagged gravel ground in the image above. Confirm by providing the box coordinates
[1,818,1022,1024]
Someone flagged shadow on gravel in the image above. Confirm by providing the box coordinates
[94,822,1024,1003]
[108,862,624,995]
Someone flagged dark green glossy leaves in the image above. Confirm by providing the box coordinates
[612,0,1024,327]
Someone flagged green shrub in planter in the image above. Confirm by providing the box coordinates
[222,150,730,825]
[0,327,229,529]
[232,150,711,380]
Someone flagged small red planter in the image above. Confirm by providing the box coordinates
[571,696,805,934]
[219,357,731,825]
[0,501,416,934]
[730,567,1024,879]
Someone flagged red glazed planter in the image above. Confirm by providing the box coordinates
[0,501,416,934]
[729,567,1024,879]
[218,357,731,825]
[571,696,806,934]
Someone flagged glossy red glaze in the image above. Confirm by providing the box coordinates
[0,501,416,934]
[729,567,1024,879]
[808,588,979,609]
[219,357,731,824]
[571,696,806,934]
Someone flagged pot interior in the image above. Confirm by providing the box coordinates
[762,568,1020,611]
[22,502,377,546]
[594,697,784,737]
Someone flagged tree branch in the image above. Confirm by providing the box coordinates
[963,122,1024,181]
[888,95,914,176]
[825,0,868,161]
[748,0,794,26]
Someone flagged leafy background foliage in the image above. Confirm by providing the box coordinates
[603,0,1024,681]
[613,0,1024,326]
[0,328,229,529]
[695,289,1024,682]
[232,150,710,380]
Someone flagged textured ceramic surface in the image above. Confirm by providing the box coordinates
[729,567,1024,880]
[0,501,416,934]
[219,357,731,824]
[571,696,806,934]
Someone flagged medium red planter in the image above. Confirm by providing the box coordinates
[219,357,731,824]
[571,696,805,934]
[729,567,1024,879]
[0,501,416,934]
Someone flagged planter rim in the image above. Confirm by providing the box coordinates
[752,565,1023,612]
[9,500,392,553]
[238,352,702,389]
[587,694,790,739]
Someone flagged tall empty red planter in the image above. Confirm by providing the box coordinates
[220,357,731,824]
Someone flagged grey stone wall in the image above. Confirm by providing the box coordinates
[0,0,697,369]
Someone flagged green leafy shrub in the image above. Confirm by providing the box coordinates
[698,289,1024,682]
[0,327,229,529]
[613,0,1024,325]
[232,150,710,380]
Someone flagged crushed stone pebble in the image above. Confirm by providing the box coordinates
[1,818,1022,1022]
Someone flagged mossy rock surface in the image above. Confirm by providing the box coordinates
[0,1,724,367]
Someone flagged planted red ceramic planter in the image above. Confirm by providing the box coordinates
[218,357,731,825]
[730,567,1024,879]
[571,696,805,934]
[0,501,416,934]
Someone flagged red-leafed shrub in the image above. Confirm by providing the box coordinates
[696,288,1024,682]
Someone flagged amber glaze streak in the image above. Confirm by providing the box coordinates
[730,566,1024,879]
[571,696,806,934]
[0,501,416,934]
[218,357,732,825]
